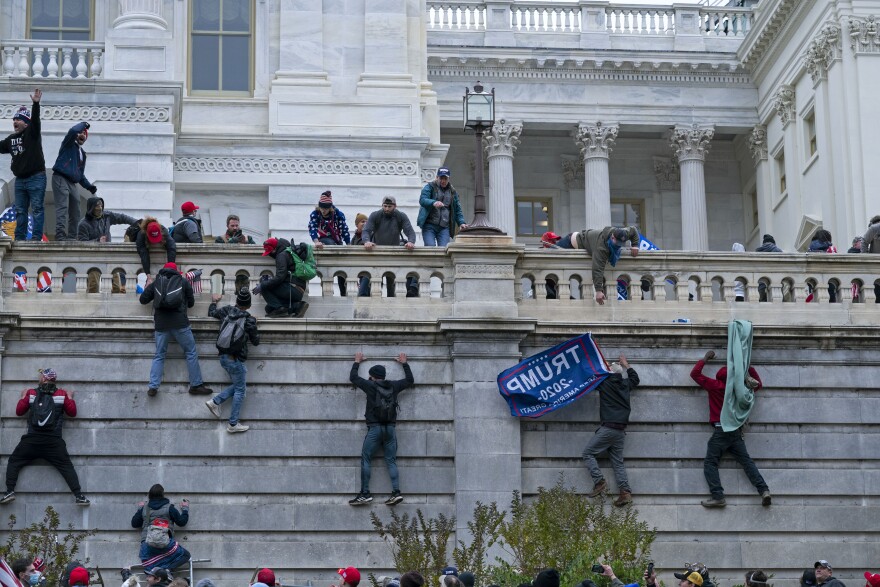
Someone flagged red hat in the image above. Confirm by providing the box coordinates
[257,569,276,585]
[163,262,178,272]
[865,573,880,587]
[542,231,562,243]
[319,191,333,208]
[69,567,89,586]
[262,237,278,256]
[146,222,163,244]
[181,201,199,215]
[338,567,361,587]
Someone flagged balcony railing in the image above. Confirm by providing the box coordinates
[1,40,104,79]
[1,242,878,328]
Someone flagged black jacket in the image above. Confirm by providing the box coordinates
[597,367,639,425]
[207,303,260,361]
[77,197,137,242]
[172,215,204,243]
[139,267,195,331]
[130,497,189,530]
[263,238,307,290]
[756,242,783,252]
[136,224,177,274]
[819,578,846,587]
[350,362,415,425]
[0,101,45,178]
[363,209,416,245]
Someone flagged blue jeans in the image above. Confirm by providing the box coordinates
[213,355,247,425]
[149,327,204,389]
[422,223,451,247]
[361,424,399,494]
[14,172,46,241]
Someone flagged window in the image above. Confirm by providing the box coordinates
[190,0,253,95]
[516,198,552,237]
[775,149,787,194]
[610,199,644,231]
[28,0,92,40]
[805,112,817,157]
[750,189,758,229]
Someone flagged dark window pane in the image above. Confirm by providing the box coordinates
[221,35,250,91]
[610,203,625,225]
[517,202,533,235]
[30,30,61,41]
[191,35,220,91]
[222,0,250,32]
[193,0,221,31]
[61,0,90,29]
[62,31,90,41]
[31,0,60,29]
[535,202,549,231]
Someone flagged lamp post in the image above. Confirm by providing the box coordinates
[460,81,504,235]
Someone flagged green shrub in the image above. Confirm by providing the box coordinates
[370,509,456,582]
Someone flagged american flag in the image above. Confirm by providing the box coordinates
[186,269,203,294]
[0,207,34,240]
[13,271,27,292]
[0,557,24,587]
[37,271,51,293]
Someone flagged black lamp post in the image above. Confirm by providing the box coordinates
[460,81,504,235]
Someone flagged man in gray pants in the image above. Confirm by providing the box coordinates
[582,354,640,506]
[51,121,96,241]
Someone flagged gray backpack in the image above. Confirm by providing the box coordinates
[142,503,172,549]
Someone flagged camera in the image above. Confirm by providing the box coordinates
[647,563,654,576]
[591,565,604,574]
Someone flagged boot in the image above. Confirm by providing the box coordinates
[701,496,727,508]
[613,490,633,507]
[588,479,607,498]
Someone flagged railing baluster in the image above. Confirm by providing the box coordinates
[47,48,59,78]
[17,47,29,77]
[31,47,45,77]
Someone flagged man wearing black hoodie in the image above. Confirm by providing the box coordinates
[76,197,137,242]
[755,234,782,253]
[0,89,46,241]
[348,352,414,506]
[582,354,639,506]
[256,237,309,318]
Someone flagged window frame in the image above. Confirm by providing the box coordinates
[515,196,553,238]
[802,102,819,169]
[26,0,95,40]
[609,198,646,232]
[771,141,788,211]
[188,0,255,97]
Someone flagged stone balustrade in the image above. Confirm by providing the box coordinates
[1,241,878,326]
[0,40,104,79]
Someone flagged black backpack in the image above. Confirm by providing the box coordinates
[374,385,399,424]
[216,312,248,355]
[28,386,60,431]
[153,273,185,310]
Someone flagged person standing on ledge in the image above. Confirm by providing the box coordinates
[0,88,46,241]
[417,166,467,247]
[52,120,96,241]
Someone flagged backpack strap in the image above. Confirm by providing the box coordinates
[142,503,150,528]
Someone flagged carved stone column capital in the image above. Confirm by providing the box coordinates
[749,125,768,163]
[575,122,619,161]
[483,120,522,159]
[804,20,842,84]
[848,15,880,54]
[772,85,796,127]
[670,124,714,162]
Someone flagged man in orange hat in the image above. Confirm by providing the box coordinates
[172,201,204,243]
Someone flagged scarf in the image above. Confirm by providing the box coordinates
[607,237,623,267]
[317,209,342,244]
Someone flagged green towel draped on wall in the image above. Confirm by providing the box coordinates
[721,319,755,432]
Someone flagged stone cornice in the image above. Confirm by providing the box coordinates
[174,157,419,176]
[0,104,171,122]
[803,20,842,85]
[848,15,880,54]
[737,0,799,68]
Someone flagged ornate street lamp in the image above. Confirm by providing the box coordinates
[460,81,504,235]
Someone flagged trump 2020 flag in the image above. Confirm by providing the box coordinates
[639,234,660,251]
[497,333,611,418]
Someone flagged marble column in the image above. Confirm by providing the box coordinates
[275,0,329,85]
[576,122,618,229]
[112,0,166,29]
[749,125,772,239]
[484,120,522,237]
[359,0,415,92]
[671,124,714,251]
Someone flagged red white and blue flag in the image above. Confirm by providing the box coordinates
[37,271,51,293]
[0,557,24,587]
[497,333,611,419]
[13,271,27,292]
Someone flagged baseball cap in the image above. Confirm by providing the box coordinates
[441,567,458,577]
[815,561,832,571]
[68,567,89,586]
[801,570,817,587]
[257,569,276,585]
[864,573,880,587]
[145,569,172,582]
[383,196,397,206]
[262,237,278,256]
[339,567,361,587]
[612,228,629,242]
[163,262,178,272]
[674,573,704,587]
[181,201,199,215]
[541,231,562,243]
[437,167,451,177]
[146,222,163,244]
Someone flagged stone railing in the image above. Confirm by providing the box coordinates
[1,241,877,326]
[1,40,104,79]
[426,1,753,44]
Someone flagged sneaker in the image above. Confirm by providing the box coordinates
[0,491,15,504]
[226,423,250,433]
[761,490,772,506]
[205,399,222,419]
[588,479,607,498]
[348,493,372,506]
[613,490,633,507]
[385,491,404,506]
[74,494,90,506]
[188,384,214,395]
[291,302,310,318]
[700,497,727,508]
[147,387,158,397]
[266,308,288,318]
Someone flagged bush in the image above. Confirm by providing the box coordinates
[370,509,456,582]
[0,505,97,587]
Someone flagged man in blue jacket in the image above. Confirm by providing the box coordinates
[417,167,467,247]
[52,121,96,241]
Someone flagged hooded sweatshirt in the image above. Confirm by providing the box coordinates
[52,122,95,190]
[690,359,762,424]
[207,303,260,361]
[349,361,415,425]
[596,367,640,426]
[863,220,880,253]
[0,101,45,178]
[135,216,177,274]
[363,208,416,246]
[263,237,307,290]
[16,382,76,437]
[139,266,195,331]
[77,197,137,242]
[130,497,190,537]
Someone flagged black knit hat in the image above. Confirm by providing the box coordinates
[762,234,776,244]
[532,570,560,587]
[369,365,386,379]
[236,287,252,307]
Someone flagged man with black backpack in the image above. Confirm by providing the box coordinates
[206,288,260,433]
[1,368,89,505]
[171,201,204,243]
[348,352,414,506]
[139,262,213,397]
[255,237,311,318]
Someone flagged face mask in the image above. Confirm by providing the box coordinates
[29,572,42,586]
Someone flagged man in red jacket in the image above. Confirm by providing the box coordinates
[0,368,89,505]
[691,350,770,508]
